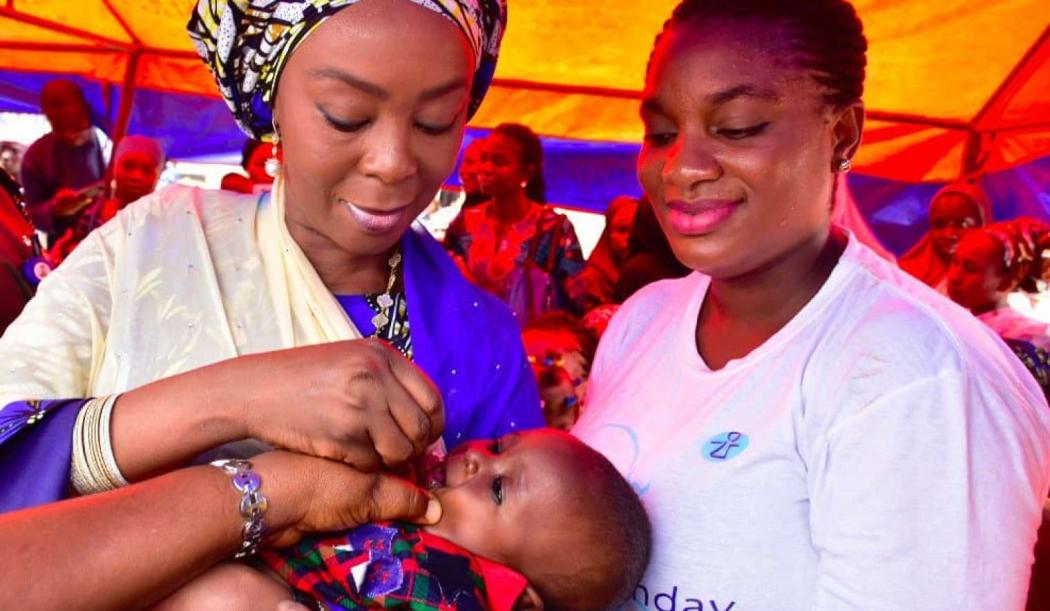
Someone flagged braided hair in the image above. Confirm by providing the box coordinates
[492,123,548,203]
[649,0,868,110]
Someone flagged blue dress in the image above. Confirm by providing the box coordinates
[0,225,543,512]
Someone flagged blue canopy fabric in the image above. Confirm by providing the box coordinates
[2,69,1047,257]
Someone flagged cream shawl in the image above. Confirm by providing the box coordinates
[0,178,362,407]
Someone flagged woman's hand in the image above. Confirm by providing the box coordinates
[253,450,442,548]
[228,338,445,472]
[0,453,439,610]
[113,338,444,482]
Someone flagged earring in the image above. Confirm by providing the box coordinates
[836,158,853,173]
[265,124,281,178]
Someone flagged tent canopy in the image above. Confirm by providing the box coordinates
[1,0,1047,183]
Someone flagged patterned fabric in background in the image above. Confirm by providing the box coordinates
[186,0,507,138]
[261,522,528,610]
[1005,339,1050,402]
[445,203,584,320]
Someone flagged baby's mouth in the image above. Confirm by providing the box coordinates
[420,443,448,490]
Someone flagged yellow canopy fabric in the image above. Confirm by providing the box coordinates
[1,0,1047,181]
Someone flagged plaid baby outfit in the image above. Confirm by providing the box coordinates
[261,522,527,610]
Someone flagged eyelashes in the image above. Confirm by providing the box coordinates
[415,121,456,136]
[491,475,504,505]
[489,437,504,505]
[714,122,770,140]
[642,122,771,147]
[321,112,455,136]
[323,113,369,133]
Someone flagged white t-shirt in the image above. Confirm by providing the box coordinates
[574,237,1050,610]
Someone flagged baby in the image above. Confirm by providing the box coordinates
[157,430,651,610]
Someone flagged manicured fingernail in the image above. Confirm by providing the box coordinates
[425,497,442,524]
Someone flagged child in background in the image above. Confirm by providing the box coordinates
[522,312,597,403]
[536,365,580,431]
[948,219,1050,396]
[156,430,651,611]
[583,303,620,340]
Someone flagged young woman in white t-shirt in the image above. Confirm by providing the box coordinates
[572,1,1050,609]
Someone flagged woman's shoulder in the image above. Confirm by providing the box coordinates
[812,239,1039,394]
[597,273,703,354]
[103,184,256,223]
[619,272,701,311]
[97,185,260,240]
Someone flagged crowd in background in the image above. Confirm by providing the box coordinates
[0,0,1046,604]
[2,79,1050,433]
[434,125,1050,433]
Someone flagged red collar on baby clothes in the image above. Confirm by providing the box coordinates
[416,529,529,611]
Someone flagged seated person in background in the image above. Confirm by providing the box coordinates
[418,139,490,241]
[571,195,639,311]
[458,137,489,209]
[948,219,1050,396]
[0,170,56,334]
[75,135,165,237]
[220,171,253,194]
[0,141,26,179]
[223,139,280,194]
[536,365,580,431]
[900,182,991,294]
[582,303,620,339]
[155,430,651,611]
[613,196,690,303]
[19,79,108,244]
[244,138,279,191]
[522,311,597,400]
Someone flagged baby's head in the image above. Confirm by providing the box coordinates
[427,429,651,610]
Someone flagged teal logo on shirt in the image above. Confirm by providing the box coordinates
[703,431,749,462]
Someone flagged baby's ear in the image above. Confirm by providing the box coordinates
[513,585,545,610]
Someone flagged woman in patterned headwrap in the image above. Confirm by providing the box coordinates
[0,1,545,607]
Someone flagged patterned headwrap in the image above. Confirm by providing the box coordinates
[187,0,506,139]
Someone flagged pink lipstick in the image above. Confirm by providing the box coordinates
[665,199,740,236]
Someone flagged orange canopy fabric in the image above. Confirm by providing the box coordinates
[1,0,1047,182]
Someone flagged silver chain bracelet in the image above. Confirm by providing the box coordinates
[210,459,268,559]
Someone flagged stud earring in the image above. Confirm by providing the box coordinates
[836,158,853,173]
[265,124,281,178]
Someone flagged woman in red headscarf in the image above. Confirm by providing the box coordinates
[571,195,639,310]
[899,181,992,294]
